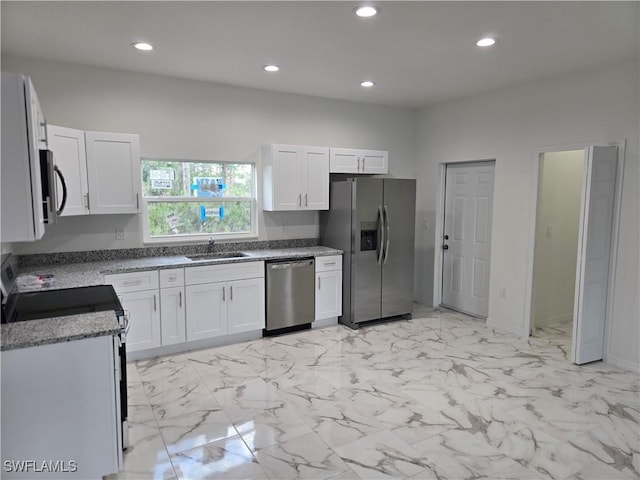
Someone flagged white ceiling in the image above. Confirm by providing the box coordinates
[2,1,638,108]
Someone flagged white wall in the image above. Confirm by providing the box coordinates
[532,150,584,327]
[2,55,417,254]
[415,61,639,370]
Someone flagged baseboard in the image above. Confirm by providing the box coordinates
[486,317,529,337]
[605,354,640,374]
[535,313,573,328]
[313,317,338,329]
[127,330,264,361]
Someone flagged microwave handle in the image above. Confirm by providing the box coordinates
[54,165,67,215]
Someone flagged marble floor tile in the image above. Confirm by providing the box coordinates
[170,435,265,479]
[334,430,439,479]
[148,383,221,421]
[254,431,351,479]
[157,409,238,454]
[121,308,638,480]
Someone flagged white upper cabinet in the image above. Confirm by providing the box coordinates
[262,144,329,211]
[48,127,141,215]
[48,125,89,216]
[86,131,141,214]
[329,148,388,174]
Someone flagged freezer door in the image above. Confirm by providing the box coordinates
[352,178,384,323]
[381,179,416,318]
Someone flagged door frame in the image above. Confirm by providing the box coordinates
[523,140,626,361]
[433,159,496,309]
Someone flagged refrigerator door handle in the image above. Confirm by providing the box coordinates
[383,205,390,264]
[377,205,385,265]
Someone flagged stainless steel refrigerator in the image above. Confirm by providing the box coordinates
[319,178,416,329]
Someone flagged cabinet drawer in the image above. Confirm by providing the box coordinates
[315,255,342,272]
[104,270,159,293]
[160,268,184,288]
[185,261,264,285]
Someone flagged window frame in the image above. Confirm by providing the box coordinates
[140,157,258,244]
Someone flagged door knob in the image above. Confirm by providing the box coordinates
[444,234,449,240]
[443,245,449,250]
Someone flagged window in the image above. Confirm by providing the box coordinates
[141,159,256,242]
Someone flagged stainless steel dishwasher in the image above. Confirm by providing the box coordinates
[265,258,315,334]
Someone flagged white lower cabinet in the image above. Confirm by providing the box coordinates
[160,286,186,345]
[1,336,121,478]
[315,255,343,320]
[159,268,186,346]
[227,277,266,334]
[119,289,161,351]
[105,270,161,353]
[185,282,227,341]
[185,262,265,341]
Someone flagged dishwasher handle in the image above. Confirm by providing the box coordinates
[267,259,314,270]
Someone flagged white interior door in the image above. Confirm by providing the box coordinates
[442,161,495,317]
[572,146,618,364]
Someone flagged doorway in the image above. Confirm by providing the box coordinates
[531,151,584,349]
[529,145,620,364]
[440,161,495,318]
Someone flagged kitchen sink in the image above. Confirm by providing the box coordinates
[186,251,248,261]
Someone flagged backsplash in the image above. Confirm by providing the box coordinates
[17,238,318,267]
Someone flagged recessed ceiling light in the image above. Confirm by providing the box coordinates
[264,65,280,72]
[355,6,378,17]
[360,80,375,88]
[132,42,153,51]
[476,37,497,47]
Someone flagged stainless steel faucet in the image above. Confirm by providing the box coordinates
[207,238,215,253]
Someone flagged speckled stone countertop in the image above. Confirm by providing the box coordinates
[2,246,341,351]
[17,246,342,291]
[1,311,120,351]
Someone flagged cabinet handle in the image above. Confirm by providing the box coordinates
[222,286,226,302]
[318,276,321,290]
[85,193,90,210]
[153,294,157,311]
[362,157,366,171]
[122,280,142,286]
[179,290,182,307]
[324,262,336,266]
[357,157,360,171]
[304,193,308,207]
[136,193,140,211]
[298,194,302,207]
[230,285,233,301]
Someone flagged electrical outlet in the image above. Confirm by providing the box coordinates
[115,227,125,240]
[424,218,430,230]
[500,287,507,299]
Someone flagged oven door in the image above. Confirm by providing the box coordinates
[119,311,130,451]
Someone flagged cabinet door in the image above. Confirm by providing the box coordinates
[315,270,343,320]
[329,148,360,174]
[119,290,161,352]
[160,287,186,346]
[48,125,89,216]
[361,150,388,174]
[270,144,303,210]
[185,283,227,341]
[85,131,141,214]
[303,147,329,210]
[227,278,265,334]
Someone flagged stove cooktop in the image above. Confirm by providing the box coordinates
[2,285,123,324]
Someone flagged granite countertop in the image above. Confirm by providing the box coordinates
[2,246,342,352]
[1,311,120,351]
[17,246,342,291]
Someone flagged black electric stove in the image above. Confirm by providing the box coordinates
[2,284,123,324]
[0,254,129,450]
